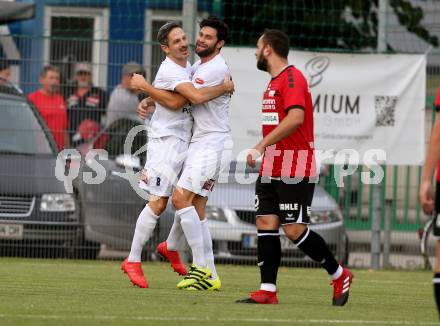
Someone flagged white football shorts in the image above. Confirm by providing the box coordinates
[139,136,189,197]
[177,133,233,197]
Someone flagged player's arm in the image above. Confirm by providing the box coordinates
[131,74,233,109]
[174,75,234,105]
[137,97,156,120]
[249,109,304,166]
[145,88,188,110]
[131,74,187,110]
[419,112,440,214]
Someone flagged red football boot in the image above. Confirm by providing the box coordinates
[331,268,353,306]
[156,241,188,276]
[235,290,278,304]
[121,258,148,288]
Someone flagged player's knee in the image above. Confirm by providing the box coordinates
[148,199,167,215]
[256,216,278,229]
[171,193,189,210]
[283,224,307,241]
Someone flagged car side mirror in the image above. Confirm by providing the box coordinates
[115,154,142,171]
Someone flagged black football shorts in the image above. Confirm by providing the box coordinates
[255,176,315,225]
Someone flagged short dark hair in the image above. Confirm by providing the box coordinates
[157,21,182,45]
[262,29,289,58]
[199,16,229,43]
[40,65,59,78]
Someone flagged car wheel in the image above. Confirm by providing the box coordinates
[67,191,101,260]
[76,239,101,259]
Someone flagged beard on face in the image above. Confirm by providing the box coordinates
[196,42,216,58]
[257,55,268,72]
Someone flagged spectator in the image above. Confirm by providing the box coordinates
[66,62,108,145]
[419,85,440,315]
[0,60,11,83]
[28,65,68,151]
[106,61,145,126]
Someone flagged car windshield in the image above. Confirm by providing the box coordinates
[0,97,53,154]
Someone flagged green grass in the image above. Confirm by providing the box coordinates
[0,258,437,325]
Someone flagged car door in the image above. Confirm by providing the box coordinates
[79,118,148,250]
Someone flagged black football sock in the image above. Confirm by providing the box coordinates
[257,229,281,286]
[293,228,339,275]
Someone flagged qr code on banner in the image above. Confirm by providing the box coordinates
[375,96,397,127]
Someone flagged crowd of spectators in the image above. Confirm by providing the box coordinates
[1,59,147,151]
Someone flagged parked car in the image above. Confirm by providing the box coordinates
[0,85,98,258]
[78,119,349,265]
[74,117,167,251]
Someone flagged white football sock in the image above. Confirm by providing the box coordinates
[260,283,277,292]
[128,204,159,262]
[166,213,183,251]
[177,206,206,267]
[331,265,343,280]
[201,219,218,279]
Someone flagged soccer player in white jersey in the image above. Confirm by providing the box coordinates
[132,17,232,291]
[122,21,234,288]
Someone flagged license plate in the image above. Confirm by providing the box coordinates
[0,224,23,239]
[242,234,297,250]
[242,234,258,248]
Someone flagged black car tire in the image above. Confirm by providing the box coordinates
[67,192,101,260]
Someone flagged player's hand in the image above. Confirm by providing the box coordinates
[419,180,435,215]
[223,74,234,94]
[137,97,155,119]
[131,73,148,91]
[246,146,263,168]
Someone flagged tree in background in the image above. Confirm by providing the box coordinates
[223,0,438,51]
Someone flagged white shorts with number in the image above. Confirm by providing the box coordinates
[177,133,233,197]
[139,136,189,197]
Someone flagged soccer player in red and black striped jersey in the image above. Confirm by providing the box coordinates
[419,84,440,316]
[236,29,353,306]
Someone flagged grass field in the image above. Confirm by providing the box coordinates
[0,258,437,326]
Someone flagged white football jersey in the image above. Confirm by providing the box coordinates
[190,54,231,142]
[148,57,193,142]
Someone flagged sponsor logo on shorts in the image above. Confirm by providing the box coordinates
[195,78,204,85]
[279,203,299,211]
[255,195,259,210]
[202,179,215,191]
